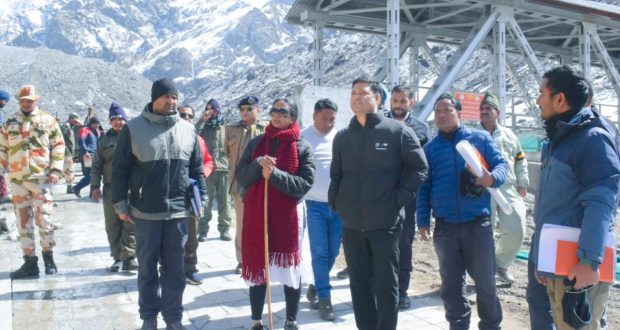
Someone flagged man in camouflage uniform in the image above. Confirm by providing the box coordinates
[224,95,264,274]
[91,102,137,272]
[60,113,80,194]
[0,85,65,279]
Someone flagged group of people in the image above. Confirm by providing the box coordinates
[0,63,617,330]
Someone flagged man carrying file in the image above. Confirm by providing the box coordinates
[531,66,620,330]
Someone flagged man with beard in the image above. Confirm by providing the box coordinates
[112,78,207,330]
[386,85,431,310]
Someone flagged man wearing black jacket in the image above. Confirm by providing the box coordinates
[328,77,428,330]
[111,78,207,330]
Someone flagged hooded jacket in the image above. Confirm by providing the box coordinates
[111,104,207,220]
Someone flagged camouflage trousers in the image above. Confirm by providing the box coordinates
[63,157,74,185]
[11,178,56,255]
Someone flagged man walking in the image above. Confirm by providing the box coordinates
[112,78,207,330]
[417,93,507,330]
[386,85,431,310]
[91,102,137,273]
[196,99,232,241]
[224,95,264,274]
[531,66,620,329]
[60,113,80,194]
[479,92,529,284]
[329,77,428,330]
[1,85,65,279]
[303,98,341,321]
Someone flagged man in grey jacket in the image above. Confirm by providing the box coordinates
[329,77,428,330]
[111,78,207,330]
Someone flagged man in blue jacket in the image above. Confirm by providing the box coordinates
[417,93,508,330]
[531,66,620,329]
[112,78,207,330]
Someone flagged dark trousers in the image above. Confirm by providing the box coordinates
[433,219,502,330]
[134,218,188,324]
[249,284,301,321]
[526,255,555,330]
[184,216,198,272]
[398,202,416,297]
[74,166,91,194]
[343,225,401,330]
[103,189,135,261]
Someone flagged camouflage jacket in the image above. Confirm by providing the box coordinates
[0,107,65,181]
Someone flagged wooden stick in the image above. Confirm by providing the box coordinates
[264,179,273,330]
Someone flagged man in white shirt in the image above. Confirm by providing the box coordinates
[302,98,341,322]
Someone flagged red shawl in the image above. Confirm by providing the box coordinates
[241,122,301,285]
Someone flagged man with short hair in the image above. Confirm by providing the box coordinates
[112,78,207,330]
[224,95,264,274]
[329,77,428,330]
[178,104,213,285]
[417,93,507,329]
[196,99,232,242]
[386,84,431,310]
[302,98,341,321]
[531,65,620,330]
[479,92,528,284]
[1,85,65,279]
[91,102,137,273]
[60,113,80,194]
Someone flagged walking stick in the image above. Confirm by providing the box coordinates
[264,179,274,330]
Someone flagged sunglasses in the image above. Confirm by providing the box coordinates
[239,105,253,112]
[269,108,290,117]
[180,113,194,119]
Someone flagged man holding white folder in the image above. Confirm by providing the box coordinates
[531,66,620,330]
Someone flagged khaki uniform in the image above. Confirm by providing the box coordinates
[0,107,65,254]
[482,124,529,269]
[224,120,265,263]
[91,129,135,261]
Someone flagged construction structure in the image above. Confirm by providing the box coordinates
[285,0,620,127]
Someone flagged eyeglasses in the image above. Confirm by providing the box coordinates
[180,113,194,119]
[239,105,252,112]
[269,108,290,117]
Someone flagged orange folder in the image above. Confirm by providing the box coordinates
[555,240,616,283]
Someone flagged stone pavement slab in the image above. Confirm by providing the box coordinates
[0,182,460,330]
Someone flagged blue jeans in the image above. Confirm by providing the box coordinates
[74,166,91,194]
[134,218,188,324]
[433,218,502,330]
[526,256,555,330]
[306,200,343,299]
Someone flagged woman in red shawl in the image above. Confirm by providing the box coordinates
[235,99,315,330]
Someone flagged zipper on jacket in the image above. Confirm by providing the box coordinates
[359,127,367,232]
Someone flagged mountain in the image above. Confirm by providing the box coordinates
[0,0,617,124]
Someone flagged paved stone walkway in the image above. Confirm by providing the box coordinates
[0,182,461,330]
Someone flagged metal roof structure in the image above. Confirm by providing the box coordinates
[286,0,620,123]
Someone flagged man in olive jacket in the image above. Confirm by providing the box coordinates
[328,77,428,330]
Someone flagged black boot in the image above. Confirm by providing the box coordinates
[42,251,57,275]
[10,255,40,279]
[66,185,74,194]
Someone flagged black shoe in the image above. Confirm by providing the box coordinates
[141,318,157,330]
[186,271,203,285]
[122,258,138,271]
[234,263,242,274]
[10,255,40,279]
[66,185,74,194]
[398,296,411,310]
[496,266,516,284]
[166,322,186,330]
[283,320,298,330]
[318,298,336,321]
[198,233,207,242]
[250,323,268,330]
[110,260,122,272]
[220,232,232,241]
[306,284,319,309]
[42,251,57,275]
[336,267,349,279]
[73,187,81,198]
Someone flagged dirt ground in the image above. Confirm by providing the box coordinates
[334,193,620,329]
